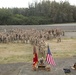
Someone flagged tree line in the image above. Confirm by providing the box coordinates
[0,0,76,25]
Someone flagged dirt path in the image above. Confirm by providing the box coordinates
[0,62,25,75]
[0,57,76,75]
[18,57,76,75]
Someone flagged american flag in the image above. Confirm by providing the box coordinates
[46,45,56,66]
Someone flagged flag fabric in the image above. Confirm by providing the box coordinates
[46,45,56,66]
[33,46,38,67]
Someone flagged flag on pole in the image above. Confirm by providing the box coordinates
[33,46,38,67]
[46,45,56,66]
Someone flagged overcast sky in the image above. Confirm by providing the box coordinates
[0,0,76,8]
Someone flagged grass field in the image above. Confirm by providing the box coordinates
[0,38,76,64]
[48,38,76,58]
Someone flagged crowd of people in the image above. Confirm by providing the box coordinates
[0,28,64,56]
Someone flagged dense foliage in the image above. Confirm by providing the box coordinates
[0,0,76,25]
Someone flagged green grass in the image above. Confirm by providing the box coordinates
[0,43,33,64]
[0,38,76,64]
[47,38,76,58]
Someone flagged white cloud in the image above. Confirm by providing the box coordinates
[52,0,76,5]
[0,0,76,8]
[0,0,33,8]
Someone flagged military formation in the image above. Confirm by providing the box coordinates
[0,28,64,56]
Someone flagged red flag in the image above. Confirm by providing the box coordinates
[33,46,38,67]
[46,45,56,66]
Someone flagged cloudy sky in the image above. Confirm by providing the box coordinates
[0,0,76,8]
